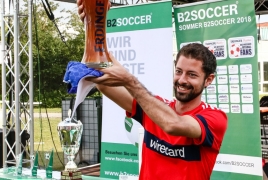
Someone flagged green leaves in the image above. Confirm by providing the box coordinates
[31,2,86,107]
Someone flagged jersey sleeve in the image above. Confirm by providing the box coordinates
[126,99,144,124]
[192,109,228,150]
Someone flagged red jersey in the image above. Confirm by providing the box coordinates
[126,96,228,180]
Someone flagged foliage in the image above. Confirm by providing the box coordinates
[0,1,99,107]
[31,2,83,107]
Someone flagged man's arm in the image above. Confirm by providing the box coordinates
[124,76,201,138]
[96,85,133,113]
[87,54,201,138]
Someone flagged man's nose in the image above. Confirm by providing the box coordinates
[178,73,187,85]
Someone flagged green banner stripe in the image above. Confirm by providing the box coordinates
[174,0,257,44]
[212,171,262,180]
[100,142,139,179]
[107,1,172,33]
[174,0,261,179]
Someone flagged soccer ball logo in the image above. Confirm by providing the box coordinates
[124,117,143,147]
[230,43,240,57]
[45,153,50,160]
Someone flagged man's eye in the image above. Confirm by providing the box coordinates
[189,73,196,77]
[176,70,182,74]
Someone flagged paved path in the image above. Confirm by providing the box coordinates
[34,113,61,118]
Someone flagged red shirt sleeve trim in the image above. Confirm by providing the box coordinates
[191,115,205,145]
[126,99,137,118]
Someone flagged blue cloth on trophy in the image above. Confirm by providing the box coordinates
[63,61,104,94]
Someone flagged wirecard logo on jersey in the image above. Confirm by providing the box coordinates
[145,131,201,161]
[177,3,238,23]
[150,139,185,158]
[107,14,152,27]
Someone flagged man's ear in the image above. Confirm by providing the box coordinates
[205,74,215,87]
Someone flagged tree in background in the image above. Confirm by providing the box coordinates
[32,1,85,107]
[0,1,92,107]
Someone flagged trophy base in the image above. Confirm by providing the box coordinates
[84,62,113,69]
[61,170,82,180]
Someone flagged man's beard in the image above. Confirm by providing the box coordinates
[173,81,205,102]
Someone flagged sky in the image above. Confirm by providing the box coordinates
[256,14,268,23]
[54,1,77,18]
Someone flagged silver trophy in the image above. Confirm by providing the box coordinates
[57,112,83,175]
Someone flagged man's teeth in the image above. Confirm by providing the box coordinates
[179,86,186,90]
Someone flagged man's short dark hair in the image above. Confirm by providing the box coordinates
[175,43,217,78]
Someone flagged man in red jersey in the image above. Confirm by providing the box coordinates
[77,1,228,179]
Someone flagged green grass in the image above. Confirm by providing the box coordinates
[34,116,64,170]
[33,108,61,113]
[33,115,64,171]
[12,108,65,170]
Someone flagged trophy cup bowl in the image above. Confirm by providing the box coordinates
[81,0,112,68]
[57,118,83,179]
